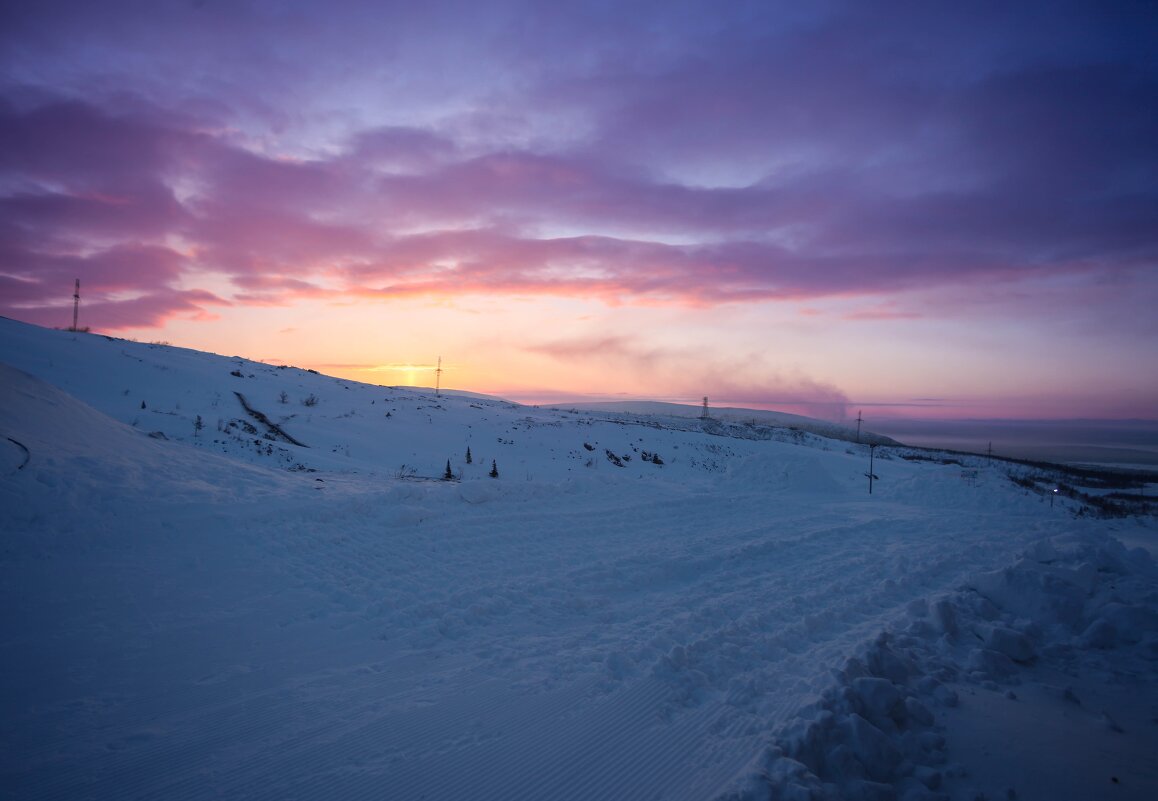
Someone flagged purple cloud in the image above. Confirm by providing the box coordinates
[0,0,1154,339]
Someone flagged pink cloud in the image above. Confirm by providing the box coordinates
[6,287,227,331]
[3,242,186,295]
[2,78,1155,335]
[189,204,376,275]
[0,183,188,238]
[841,303,923,321]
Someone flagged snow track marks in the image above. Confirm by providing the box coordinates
[5,475,1049,801]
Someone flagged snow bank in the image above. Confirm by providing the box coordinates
[733,533,1158,801]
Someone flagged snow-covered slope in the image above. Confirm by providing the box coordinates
[2,318,1156,801]
[0,318,853,483]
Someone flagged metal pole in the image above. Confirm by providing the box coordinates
[72,279,80,331]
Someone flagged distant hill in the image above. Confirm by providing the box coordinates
[546,399,900,446]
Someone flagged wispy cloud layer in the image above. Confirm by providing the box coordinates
[527,333,851,418]
[0,1,1155,416]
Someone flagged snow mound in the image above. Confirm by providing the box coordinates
[732,533,1158,801]
[0,363,293,506]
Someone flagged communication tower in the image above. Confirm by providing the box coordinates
[71,279,80,331]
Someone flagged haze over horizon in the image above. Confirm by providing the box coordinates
[2,1,1156,420]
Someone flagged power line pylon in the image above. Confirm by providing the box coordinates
[71,279,80,331]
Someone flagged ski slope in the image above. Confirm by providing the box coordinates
[2,318,1156,801]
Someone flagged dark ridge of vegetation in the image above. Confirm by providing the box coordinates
[1004,471,1152,519]
[233,392,308,448]
[900,454,965,466]
[892,441,1154,519]
[896,443,1158,489]
[1105,491,1152,503]
[1008,474,1040,491]
[1015,459,1158,488]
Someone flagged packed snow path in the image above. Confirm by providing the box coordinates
[2,369,1060,801]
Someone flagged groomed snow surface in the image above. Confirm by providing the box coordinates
[2,318,1156,801]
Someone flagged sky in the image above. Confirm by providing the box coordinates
[1,0,1156,421]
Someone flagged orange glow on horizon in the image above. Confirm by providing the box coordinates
[62,288,1158,423]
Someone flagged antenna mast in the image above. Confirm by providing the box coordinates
[855,410,863,443]
[701,396,709,419]
[71,278,80,332]
[435,356,442,397]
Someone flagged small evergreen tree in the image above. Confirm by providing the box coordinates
[194,415,204,437]
[444,459,454,480]
[489,459,498,478]
[466,446,473,464]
